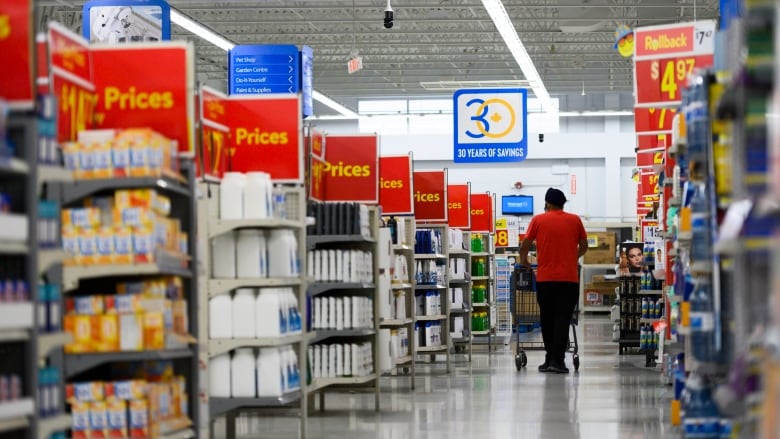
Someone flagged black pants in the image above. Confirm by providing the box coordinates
[536,282,579,365]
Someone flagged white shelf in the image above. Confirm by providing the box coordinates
[0,158,30,176]
[0,241,28,255]
[207,217,303,238]
[416,345,447,352]
[38,249,69,274]
[582,305,612,312]
[0,303,34,333]
[379,318,413,327]
[38,332,73,360]
[472,302,489,307]
[391,283,413,290]
[37,413,72,439]
[37,165,74,185]
[448,249,469,255]
[392,244,413,252]
[691,261,713,274]
[471,276,490,281]
[0,214,28,251]
[309,375,376,393]
[0,398,34,433]
[471,252,491,257]
[416,314,446,321]
[639,290,664,295]
[393,355,413,365]
[208,277,301,297]
[63,257,191,292]
[414,253,447,259]
[471,330,490,336]
[208,332,310,357]
[0,330,29,343]
[415,284,446,290]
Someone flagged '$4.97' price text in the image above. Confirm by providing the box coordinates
[649,58,695,101]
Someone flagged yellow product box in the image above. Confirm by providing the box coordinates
[115,189,158,211]
[178,231,188,255]
[93,141,113,179]
[114,207,155,229]
[95,227,115,265]
[65,314,94,353]
[89,400,108,439]
[63,207,102,229]
[75,295,105,316]
[163,219,180,252]
[146,391,161,439]
[172,300,188,335]
[105,380,146,401]
[105,398,127,439]
[147,141,164,176]
[139,298,172,332]
[67,381,105,403]
[132,225,155,264]
[63,225,79,265]
[112,139,131,178]
[76,228,97,266]
[119,313,144,351]
[154,220,168,250]
[94,314,119,352]
[71,401,90,439]
[113,226,133,265]
[105,294,142,314]
[76,143,96,180]
[179,393,188,418]
[128,399,149,439]
[128,140,150,177]
[62,141,81,173]
[143,312,165,350]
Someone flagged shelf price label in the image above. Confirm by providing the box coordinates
[495,229,509,248]
[635,55,713,105]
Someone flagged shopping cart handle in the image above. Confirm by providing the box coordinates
[515,263,533,271]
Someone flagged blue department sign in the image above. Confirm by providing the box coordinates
[453,88,528,163]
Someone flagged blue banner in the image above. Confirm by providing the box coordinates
[229,45,300,95]
[300,46,313,118]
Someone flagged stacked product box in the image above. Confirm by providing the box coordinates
[62,189,188,266]
[63,277,190,353]
[67,362,189,439]
[62,129,179,180]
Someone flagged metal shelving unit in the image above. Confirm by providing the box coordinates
[470,232,495,351]
[198,182,309,439]
[413,224,450,373]
[306,206,381,412]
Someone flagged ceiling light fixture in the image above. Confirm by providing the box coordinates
[169,8,359,118]
[480,0,555,113]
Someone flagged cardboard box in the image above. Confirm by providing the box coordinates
[583,232,617,265]
[106,398,128,439]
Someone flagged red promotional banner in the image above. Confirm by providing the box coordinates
[309,155,326,201]
[227,95,303,182]
[634,107,677,134]
[447,184,471,229]
[640,171,661,199]
[634,55,713,105]
[90,43,195,156]
[36,34,49,95]
[413,170,447,223]
[310,128,325,160]
[48,23,95,142]
[470,193,493,233]
[0,0,34,108]
[379,155,414,215]
[323,134,379,202]
[199,86,229,180]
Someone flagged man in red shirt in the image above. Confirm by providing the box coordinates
[519,188,587,374]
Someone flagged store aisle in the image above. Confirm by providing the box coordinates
[219,315,677,439]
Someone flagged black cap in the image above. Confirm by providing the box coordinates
[545,188,567,207]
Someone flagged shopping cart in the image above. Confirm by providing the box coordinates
[511,265,580,371]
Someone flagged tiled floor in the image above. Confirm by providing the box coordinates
[215,315,680,439]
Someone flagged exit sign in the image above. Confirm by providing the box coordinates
[348,56,363,74]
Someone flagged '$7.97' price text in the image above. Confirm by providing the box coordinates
[649,58,696,101]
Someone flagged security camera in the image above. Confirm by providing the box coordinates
[384,0,393,29]
[538,133,544,143]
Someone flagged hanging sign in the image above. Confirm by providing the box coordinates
[634,107,677,134]
[227,94,303,182]
[323,134,379,202]
[413,170,447,222]
[378,155,414,215]
[640,171,661,199]
[48,22,96,143]
[309,127,324,159]
[453,88,528,163]
[199,86,229,180]
[0,0,35,108]
[229,44,300,95]
[82,0,171,43]
[300,45,313,118]
[309,155,326,202]
[634,20,716,107]
[447,184,471,229]
[90,42,195,156]
[470,193,494,233]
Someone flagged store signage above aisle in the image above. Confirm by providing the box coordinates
[633,20,716,107]
[378,155,414,215]
[453,88,528,163]
[447,184,471,229]
[414,170,448,222]
[48,23,95,142]
[322,134,379,203]
[300,45,313,118]
[90,42,196,156]
[228,45,300,96]
[81,0,171,44]
[470,193,494,233]
[1,0,35,108]
[199,86,229,181]
[227,94,303,182]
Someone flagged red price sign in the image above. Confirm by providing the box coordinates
[640,171,661,199]
[378,155,414,215]
[414,170,447,222]
[0,0,34,108]
[634,107,677,134]
[309,155,326,201]
[470,193,494,233]
[635,55,713,105]
[310,128,324,159]
[447,184,471,229]
[199,86,229,180]
[323,134,379,203]
[48,23,95,142]
[495,229,509,248]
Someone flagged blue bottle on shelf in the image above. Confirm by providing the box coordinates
[690,183,712,264]
[682,375,720,439]
[689,277,717,363]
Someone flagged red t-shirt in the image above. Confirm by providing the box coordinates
[525,210,586,283]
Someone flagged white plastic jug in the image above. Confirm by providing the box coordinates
[257,347,283,397]
[236,229,266,278]
[212,232,237,278]
[268,230,293,277]
[255,288,283,337]
[231,348,256,397]
[232,288,256,338]
[220,172,246,219]
[209,353,231,397]
[244,172,272,219]
[209,294,232,339]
